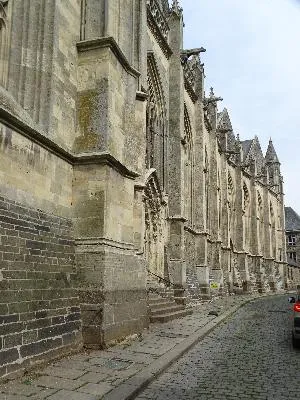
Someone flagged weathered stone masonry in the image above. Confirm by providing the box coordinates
[0,193,81,378]
[0,0,288,380]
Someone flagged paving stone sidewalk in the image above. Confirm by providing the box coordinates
[0,294,278,400]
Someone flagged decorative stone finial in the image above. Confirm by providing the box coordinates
[171,0,183,15]
[265,137,280,164]
[205,87,223,104]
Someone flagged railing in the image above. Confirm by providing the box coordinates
[147,269,175,288]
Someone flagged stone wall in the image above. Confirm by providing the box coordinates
[0,195,81,379]
[0,0,289,380]
[287,265,300,289]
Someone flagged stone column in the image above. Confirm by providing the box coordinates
[262,186,274,291]
[219,153,231,294]
[234,164,249,291]
[278,179,288,289]
[248,173,259,292]
[74,2,149,347]
[190,60,211,299]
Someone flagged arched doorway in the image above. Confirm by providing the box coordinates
[144,170,168,280]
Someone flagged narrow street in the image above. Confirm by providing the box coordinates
[136,296,300,400]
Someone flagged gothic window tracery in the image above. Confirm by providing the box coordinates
[243,183,250,249]
[147,0,169,40]
[227,172,235,234]
[0,0,10,87]
[146,54,167,190]
[204,148,209,229]
[270,202,276,258]
[257,191,264,253]
[228,173,234,196]
[144,171,166,278]
[0,1,8,30]
[183,105,193,224]
[243,183,250,211]
[0,0,8,29]
[217,170,222,232]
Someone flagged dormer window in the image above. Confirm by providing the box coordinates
[288,235,296,246]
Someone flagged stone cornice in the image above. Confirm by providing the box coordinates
[136,91,148,102]
[286,263,299,269]
[75,237,135,251]
[77,37,140,79]
[184,226,209,236]
[147,8,172,59]
[74,152,139,179]
[0,105,139,180]
[221,246,231,251]
[167,215,187,222]
[134,183,146,191]
[286,229,300,233]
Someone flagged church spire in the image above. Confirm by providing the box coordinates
[265,138,280,164]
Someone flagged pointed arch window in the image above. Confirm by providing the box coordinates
[146,54,167,190]
[270,202,276,258]
[183,105,193,224]
[217,170,222,232]
[227,172,235,234]
[242,182,250,250]
[204,147,209,229]
[0,0,11,87]
[257,191,264,252]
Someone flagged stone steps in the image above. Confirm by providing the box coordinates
[148,299,175,309]
[150,307,193,323]
[147,273,192,323]
[150,303,183,315]
[148,292,192,323]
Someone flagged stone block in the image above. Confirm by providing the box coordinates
[0,348,19,365]
[77,382,113,396]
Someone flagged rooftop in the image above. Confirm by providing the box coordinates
[285,207,300,231]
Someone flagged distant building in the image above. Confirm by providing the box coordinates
[285,207,300,286]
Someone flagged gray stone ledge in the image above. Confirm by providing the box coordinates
[136,91,148,102]
[77,37,140,79]
[75,237,136,252]
[184,226,209,236]
[167,215,187,222]
[0,100,139,180]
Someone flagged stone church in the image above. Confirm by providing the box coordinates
[0,0,287,379]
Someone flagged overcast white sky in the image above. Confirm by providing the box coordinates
[179,0,300,215]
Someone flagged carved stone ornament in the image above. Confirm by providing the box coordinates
[147,0,169,40]
[0,0,8,30]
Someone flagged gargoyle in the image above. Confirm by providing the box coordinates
[180,47,206,64]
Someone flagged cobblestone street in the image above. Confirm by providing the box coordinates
[1,294,299,400]
[136,295,300,400]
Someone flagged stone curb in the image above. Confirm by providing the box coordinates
[102,294,272,400]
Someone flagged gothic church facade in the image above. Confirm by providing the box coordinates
[0,0,287,379]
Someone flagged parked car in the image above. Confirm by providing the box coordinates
[288,295,300,347]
